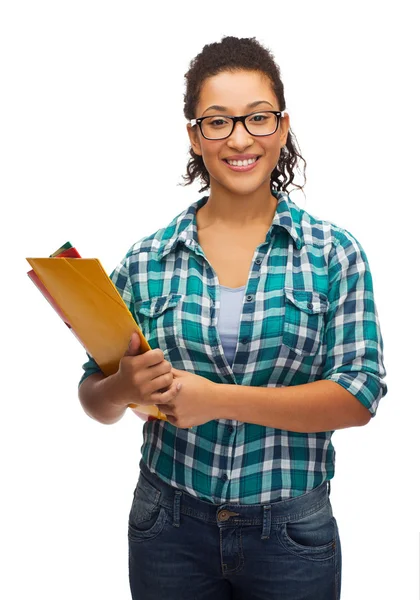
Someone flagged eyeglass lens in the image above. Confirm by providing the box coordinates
[201,112,277,139]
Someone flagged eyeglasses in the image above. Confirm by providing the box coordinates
[190,110,287,140]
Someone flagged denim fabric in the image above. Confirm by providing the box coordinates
[128,459,342,599]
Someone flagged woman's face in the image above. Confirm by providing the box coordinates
[187,69,290,196]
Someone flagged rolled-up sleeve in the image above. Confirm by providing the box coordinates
[78,253,135,388]
[78,353,102,389]
[322,230,388,417]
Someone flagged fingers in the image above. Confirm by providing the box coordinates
[150,379,181,405]
[124,332,142,357]
[149,374,172,397]
[143,348,166,367]
[124,335,166,368]
[150,360,172,381]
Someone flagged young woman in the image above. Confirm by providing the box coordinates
[78,36,387,600]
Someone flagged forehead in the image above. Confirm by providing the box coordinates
[197,70,277,112]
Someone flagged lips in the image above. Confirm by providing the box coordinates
[223,156,261,163]
[222,156,261,172]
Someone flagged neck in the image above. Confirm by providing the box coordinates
[199,184,278,231]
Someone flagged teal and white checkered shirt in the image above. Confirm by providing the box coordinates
[79,189,388,503]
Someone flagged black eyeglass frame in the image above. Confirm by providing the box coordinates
[190,110,287,140]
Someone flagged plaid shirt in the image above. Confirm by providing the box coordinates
[79,189,388,503]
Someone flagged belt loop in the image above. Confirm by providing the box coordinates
[261,505,271,540]
[172,491,182,527]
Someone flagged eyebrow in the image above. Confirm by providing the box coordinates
[202,100,274,115]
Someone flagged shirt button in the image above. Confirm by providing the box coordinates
[221,474,228,481]
[307,302,313,310]
[241,337,249,344]
[246,295,254,302]
[228,425,234,433]
[255,258,262,265]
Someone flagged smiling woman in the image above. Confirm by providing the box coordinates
[181,37,307,197]
[77,35,387,600]
[189,89,287,179]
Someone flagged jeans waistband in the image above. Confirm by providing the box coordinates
[139,459,331,535]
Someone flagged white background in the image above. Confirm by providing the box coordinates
[1,1,419,598]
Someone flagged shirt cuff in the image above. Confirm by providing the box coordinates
[324,371,387,417]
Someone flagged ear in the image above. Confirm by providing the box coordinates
[186,123,202,157]
[279,112,290,146]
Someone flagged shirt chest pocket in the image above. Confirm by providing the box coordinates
[282,288,329,357]
[135,293,184,351]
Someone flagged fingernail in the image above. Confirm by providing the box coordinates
[176,383,182,391]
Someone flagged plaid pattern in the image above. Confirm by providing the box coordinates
[79,189,387,503]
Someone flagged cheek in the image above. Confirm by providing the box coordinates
[266,136,282,154]
[200,144,223,168]
[267,141,283,167]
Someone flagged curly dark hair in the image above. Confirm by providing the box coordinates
[179,36,307,196]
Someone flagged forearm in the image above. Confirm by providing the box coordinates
[78,372,128,425]
[217,379,371,432]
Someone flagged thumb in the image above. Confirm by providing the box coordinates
[124,331,141,356]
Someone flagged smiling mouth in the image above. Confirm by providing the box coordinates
[222,156,261,165]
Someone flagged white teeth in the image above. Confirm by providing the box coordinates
[227,157,258,166]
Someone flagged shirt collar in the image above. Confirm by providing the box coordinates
[157,189,303,261]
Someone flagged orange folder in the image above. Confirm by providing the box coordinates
[26,247,168,422]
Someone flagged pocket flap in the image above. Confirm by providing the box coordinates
[284,288,329,314]
[136,293,183,318]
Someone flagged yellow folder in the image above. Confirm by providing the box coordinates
[26,255,168,421]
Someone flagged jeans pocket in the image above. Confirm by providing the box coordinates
[128,473,168,543]
[276,500,337,561]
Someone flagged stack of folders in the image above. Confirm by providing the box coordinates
[26,242,168,422]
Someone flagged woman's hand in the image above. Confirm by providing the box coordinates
[154,367,218,429]
[115,332,181,406]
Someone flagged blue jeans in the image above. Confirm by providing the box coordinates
[128,459,342,599]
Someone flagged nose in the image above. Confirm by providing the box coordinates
[227,120,253,147]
